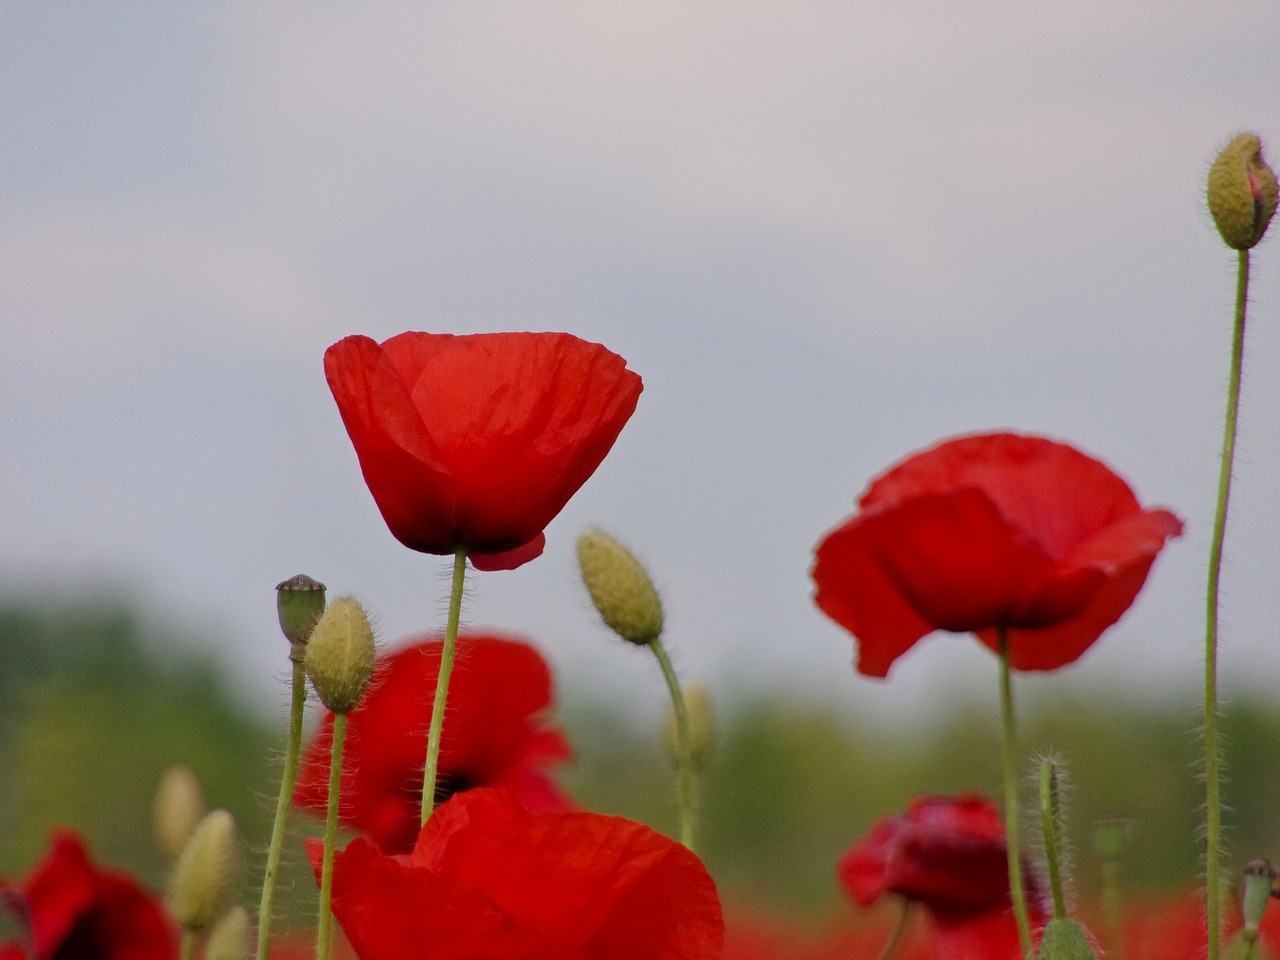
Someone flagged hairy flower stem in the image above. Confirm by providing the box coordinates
[1039,760,1068,920]
[1205,249,1251,960]
[257,652,308,960]
[421,547,469,825]
[999,630,1033,957]
[650,638,698,851]
[316,713,346,960]
[877,901,911,960]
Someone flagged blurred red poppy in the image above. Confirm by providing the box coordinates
[325,331,642,571]
[812,432,1183,676]
[293,633,573,855]
[308,787,724,960]
[0,832,175,960]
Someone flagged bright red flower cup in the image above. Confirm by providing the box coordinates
[811,432,1183,676]
[0,832,175,960]
[293,633,573,855]
[308,787,724,960]
[325,331,643,571]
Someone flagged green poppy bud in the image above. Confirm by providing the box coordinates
[153,765,206,861]
[276,574,327,653]
[205,905,249,960]
[305,596,376,714]
[1208,134,1278,250]
[170,809,240,932]
[577,528,664,646]
[1035,918,1099,960]
[1242,857,1277,934]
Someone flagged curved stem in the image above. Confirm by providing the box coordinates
[315,713,346,960]
[1205,248,1250,960]
[998,629,1033,957]
[421,547,469,824]
[256,652,308,960]
[877,900,912,960]
[649,638,698,851]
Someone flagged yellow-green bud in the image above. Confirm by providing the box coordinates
[170,809,240,932]
[1242,857,1277,934]
[276,574,327,654]
[1208,134,1278,250]
[663,685,717,771]
[153,765,207,860]
[576,528,664,645]
[1035,918,1099,960]
[305,596,376,714]
[205,905,249,960]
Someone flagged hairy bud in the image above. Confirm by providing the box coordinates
[170,809,240,931]
[577,528,664,645]
[1208,134,1278,250]
[153,765,206,861]
[305,596,376,714]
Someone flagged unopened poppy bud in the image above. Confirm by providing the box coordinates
[1242,857,1277,934]
[663,685,716,770]
[305,596,376,713]
[205,905,249,960]
[1208,134,1278,250]
[276,574,327,653]
[153,765,206,860]
[1035,918,1099,960]
[577,528,664,645]
[170,809,240,931]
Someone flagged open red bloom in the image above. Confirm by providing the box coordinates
[0,832,175,960]
[325,331,642,571]
[293,633,573,855]
[309,787,724,960]
[812,432,1183,676]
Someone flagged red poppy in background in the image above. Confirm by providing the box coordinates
[0,832,175,960]
[294,633,573,855]
[325,331,642,571]
[308,787,724,960]
[812,432,1183,676]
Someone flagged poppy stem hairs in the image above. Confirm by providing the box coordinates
[997,629,1034,957]
[421,546,469,825]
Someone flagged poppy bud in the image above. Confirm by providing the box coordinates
[663,685,716,771]
[153,765,207,860]
[1035,918,1099,960]
[577,528,664,646]
[170,809,240,932]
[305,596,376,714]
[205,905,249,960]
[1242,857,1277,934]
[276,574,327,654]
[1208,134,1278,250]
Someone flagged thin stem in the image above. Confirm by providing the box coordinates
[877,900,912,960]
[315,713,346,960]
[179,929,197,960]
[256,651,308,960]
[998,629,1033,958]
[1039,760,1067,920]
[1205,248,1250,960]
[649,637,698,851]
[1101,858,1124,960]
[421,547,469,825]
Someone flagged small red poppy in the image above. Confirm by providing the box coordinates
[325,331,643,571]
[0,832,175,960]
[812,432,1183,676]
[308,787,724,960]
[293,633,573,855]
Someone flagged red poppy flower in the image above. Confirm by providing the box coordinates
[811,432,1183,676]
[325,331,643,571]
[293,633,573,855]
[307,787,724,960]
[0,832,175,960]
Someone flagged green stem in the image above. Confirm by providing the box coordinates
[1101,858,1124,960]
[316,712,346,960]
[179,929,197,960]
[998,629,1033,958]
[256,651,308,960]
[649,637,698,851]
[421,547,468,824]
[877,900,912,960]
[1205,248,1250,960]
[1039,760,1067,920]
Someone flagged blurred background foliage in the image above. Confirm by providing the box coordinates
[1,596,1276,926]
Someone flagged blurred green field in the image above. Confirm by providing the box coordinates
[1,597,1274,924]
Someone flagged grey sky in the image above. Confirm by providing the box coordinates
[3,3,1279,729]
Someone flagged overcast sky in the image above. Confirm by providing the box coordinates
[3,3,1279,731]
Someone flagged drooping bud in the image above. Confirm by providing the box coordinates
[663,685,717,771]
[576,528,664,645]
[276,574,327,656]
[1208,134,1278,250]
[153,765,207,860]
[204,905,249,960]
[305,596,376,714]
[170,809,240,932]
[1035,918,1100,960]
[1242,857,1277,934]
